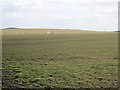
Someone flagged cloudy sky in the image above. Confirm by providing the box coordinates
[1,0,119,31]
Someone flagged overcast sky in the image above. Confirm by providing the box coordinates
[1,0,119,31]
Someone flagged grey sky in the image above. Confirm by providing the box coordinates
[1,0,119,31]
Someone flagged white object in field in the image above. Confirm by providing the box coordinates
[47,31,51,34]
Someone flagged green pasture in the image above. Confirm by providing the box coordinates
[2,30,118,88]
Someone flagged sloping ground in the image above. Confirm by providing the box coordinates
[2,31,118,88]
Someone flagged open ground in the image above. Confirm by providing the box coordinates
[2,29,118,88]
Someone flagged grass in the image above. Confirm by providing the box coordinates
[2,29,118,88]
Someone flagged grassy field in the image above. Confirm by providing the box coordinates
[2,29,118,88]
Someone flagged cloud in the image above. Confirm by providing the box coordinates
[2,0,43,12]
[1,0,118,31]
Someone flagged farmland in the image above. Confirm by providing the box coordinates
[2,29,118,88]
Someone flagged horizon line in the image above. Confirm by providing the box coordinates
[1,27,118,32]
